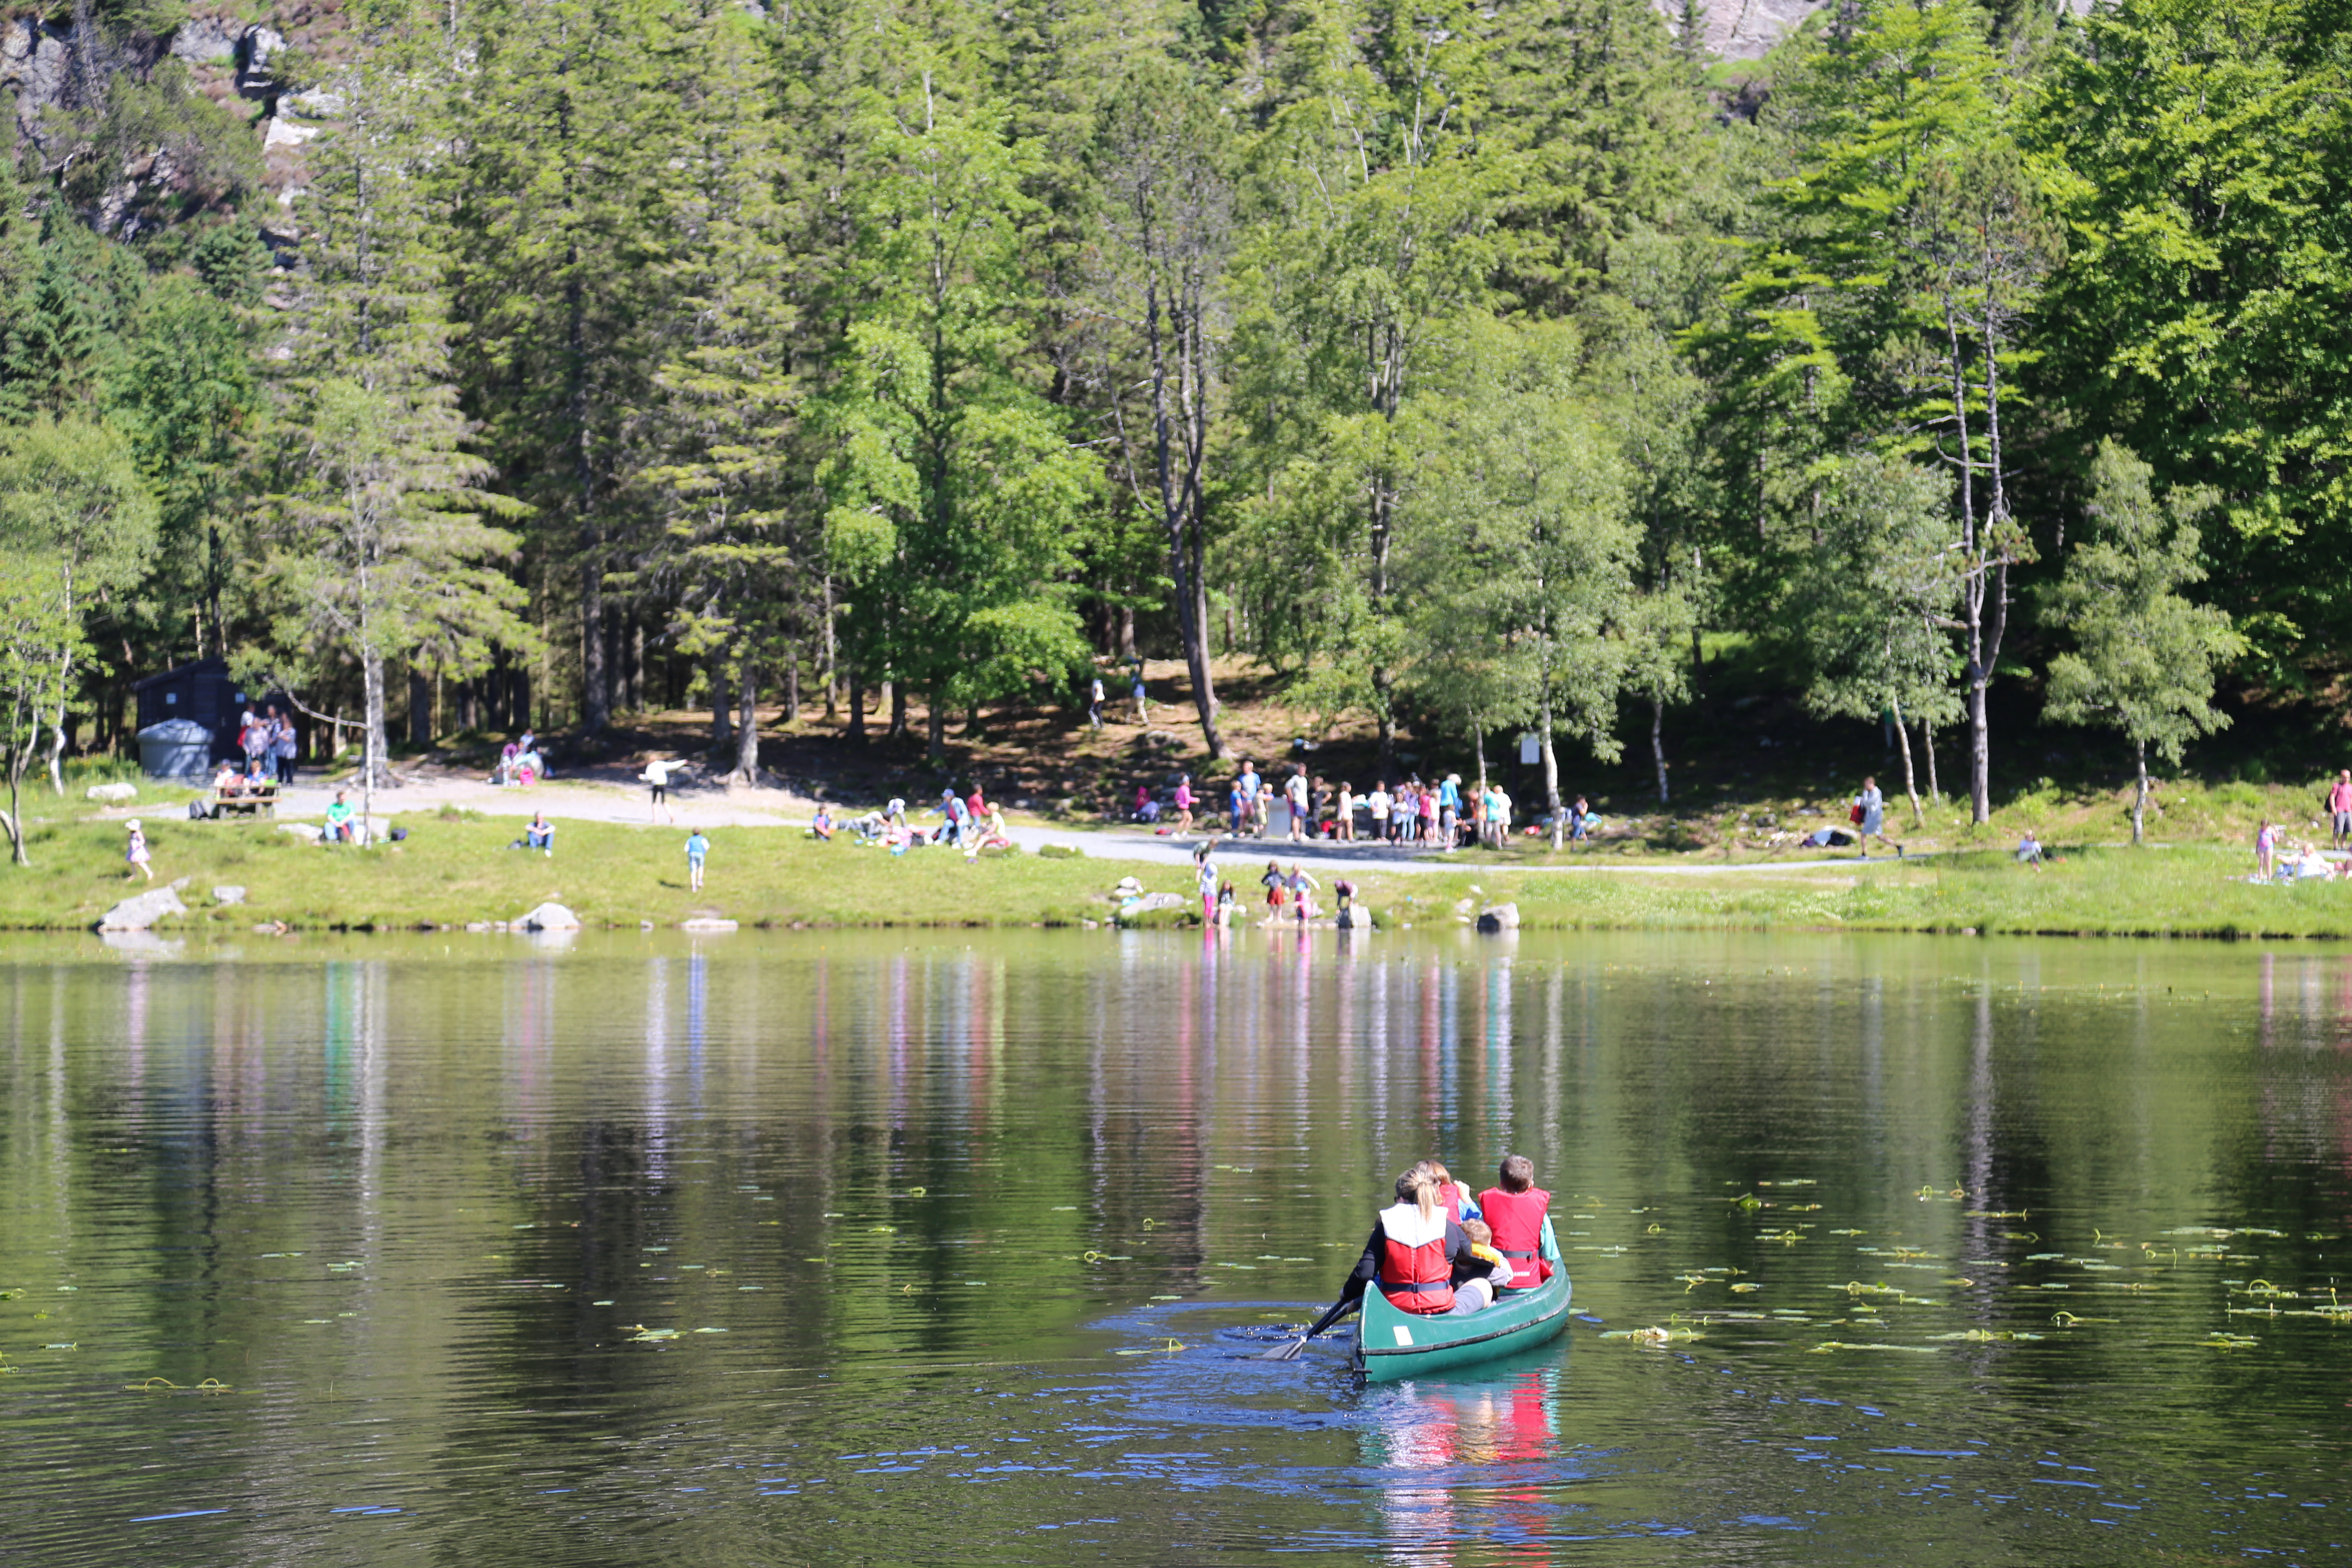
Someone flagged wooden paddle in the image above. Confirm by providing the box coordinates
[1255,1290,1357,1361]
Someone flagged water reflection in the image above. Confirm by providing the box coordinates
[2,930,2350,1565]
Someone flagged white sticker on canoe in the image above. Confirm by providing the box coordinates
[1393,1326,1413,1346]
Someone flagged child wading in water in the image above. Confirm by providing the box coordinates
[685,829,710,891]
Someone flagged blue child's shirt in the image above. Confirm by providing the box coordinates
[685,833,710,860]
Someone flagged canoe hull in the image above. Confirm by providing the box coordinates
[1351,1271,1573,1381]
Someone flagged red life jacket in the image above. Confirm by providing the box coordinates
[1435,1181,1470,1225]
[1375,1201,1455,1314]
[1477,1185,1552,1288]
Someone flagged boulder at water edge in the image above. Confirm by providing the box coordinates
[1475,903,1519,932]
[85,781,137,803]
[679,916,738,932]
[1337,905,1375,930]
[96,885,188,932]
[212,885,246,906]
[516,902,581,931]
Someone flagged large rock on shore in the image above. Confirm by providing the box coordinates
[517,901,581,931]
[97,884,188,932]
[86,782,138,803]
[1475,903,1520,932]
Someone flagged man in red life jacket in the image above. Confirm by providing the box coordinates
[1336,1167,1508,1317]
[1476,1152,1559,1290]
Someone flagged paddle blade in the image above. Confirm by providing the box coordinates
[1253,1335,1311,1361]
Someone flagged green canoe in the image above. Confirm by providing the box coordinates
[1352,1269,1574,1381]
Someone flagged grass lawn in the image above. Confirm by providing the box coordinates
[8,796,2351,940]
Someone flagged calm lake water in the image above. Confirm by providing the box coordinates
[3,928,2348,1565]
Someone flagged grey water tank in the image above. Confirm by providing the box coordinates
[136,718,213,781]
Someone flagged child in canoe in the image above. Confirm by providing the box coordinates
[1334,1168,1511,1318]
[1476,1152,1560,1291]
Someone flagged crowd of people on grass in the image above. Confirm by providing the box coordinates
[1333,1154,1560,1321]
[811,785,1014,863]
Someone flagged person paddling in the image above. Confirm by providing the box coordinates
[1476,1152,1560,1291]
[1331,1165,1501,1320]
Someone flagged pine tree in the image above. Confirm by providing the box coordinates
[637,0,801,780]
[259,5,529,815]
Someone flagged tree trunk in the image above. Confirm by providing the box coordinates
[361,647,388,830]
[784,642,800,726]
[1893,696,1922,827]
[709,656,732,754]
[1538,689,1562,834]
[512,668,531,733]
[626,620,644,713]
[733,657,759,781]
[889,680,907,740]
[47,715,67,797]
[2132,738,2147,846]
[408,665,432,749]
[1473,722,1488,793]
[1116,606,1137,662]
[581,567,608,736]
[1651,693,1669,804]
[821,578,838,720]
[848,670,866,744]
[925,690,945,759]
[1921,719,1939,803]
[1373,669,1396,774]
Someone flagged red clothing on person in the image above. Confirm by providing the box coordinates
[1375,1201,1456,1314]
[2331,781,2352,814]
[1477,1185,1553,1289]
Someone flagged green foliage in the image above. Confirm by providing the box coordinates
[2028,0,2352,661]
[2043,441,2244,840]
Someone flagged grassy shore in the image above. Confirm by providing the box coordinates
[9,799,2352,940]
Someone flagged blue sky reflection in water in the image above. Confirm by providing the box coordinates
[0,928,2347,1566]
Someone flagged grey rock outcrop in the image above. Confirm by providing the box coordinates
[516,901,581,931]
[170,14,244,63]
[211,885,247,906]
[1475,902,1520,933]
[1661,0,1825,62]
[97,884,189,932]
[679,916,738,932]
[1337,905,1375,930]
[85,782,139,804]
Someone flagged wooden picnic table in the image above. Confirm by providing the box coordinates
[208,783,279,820]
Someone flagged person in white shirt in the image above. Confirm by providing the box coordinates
[1286,769,1311,842]
[643,756,678,824]
[1367,784,1391,839]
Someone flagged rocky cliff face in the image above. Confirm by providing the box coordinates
[1669,0,1829,61]
[2,5,342,236]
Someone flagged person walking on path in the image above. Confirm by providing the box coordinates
[2330,771,2352,852]
[1087,672,1105,729]
[1172,773,1195,836]
[643,757,678,824]
[1853,777,1900,858]
[1285,768,1311,842]
[1236,760,1262,838]
[124,819,152,881]
[686,829,710,892]
[1131,669,1149,726]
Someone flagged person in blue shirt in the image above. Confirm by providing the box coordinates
[685,830,710,891]
[1437,773,1462,849]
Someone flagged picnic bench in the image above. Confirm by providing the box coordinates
[206,783,279,820]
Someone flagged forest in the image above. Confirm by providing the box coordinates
[0,0,2345,849]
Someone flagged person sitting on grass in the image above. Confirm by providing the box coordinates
[685,828,710,891]
[964,803,1012,863]
[526,812,555,855]
[2016,829,2043,868]
[811,802,836,841]
[323,790,358,844]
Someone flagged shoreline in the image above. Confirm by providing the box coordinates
[5,806,2349,943]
